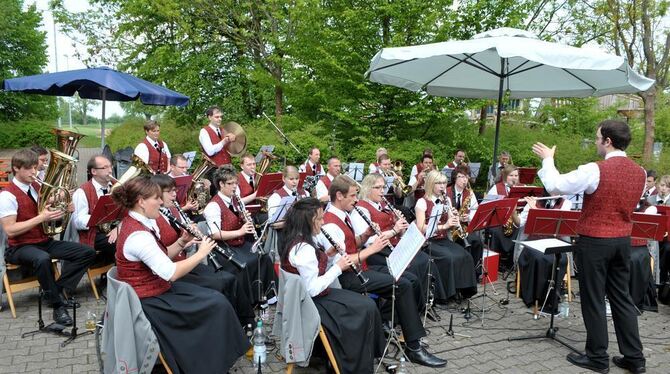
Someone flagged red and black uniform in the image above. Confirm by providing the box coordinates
[304,161,323,176]
[77,180,116,264]
[202,126,231,166]
[237,173,255,198]
[142,138,169,174]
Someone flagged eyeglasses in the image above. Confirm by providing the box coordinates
[94,165,112,170]
[372,185,385,189]
[435,181,447,185]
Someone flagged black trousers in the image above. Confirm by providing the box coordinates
[659,238,670,284]
[92,231,116,266]
[5,239,96,306]
[339,265,425,343]
[574,236,645,367]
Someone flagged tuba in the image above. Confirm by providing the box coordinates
[112,155,152,190]
[36,149,78,235]
[52,128,85,157]
[187,154,216,214]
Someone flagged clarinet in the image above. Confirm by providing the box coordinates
[320,228,369,285]
[232,193,260,242]
[159,207,246,270]
[352,205,395,256]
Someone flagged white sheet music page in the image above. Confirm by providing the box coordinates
[387,223,426,281]
[425,202,445,239]
[269,196,297,223]
[517,238,571,254]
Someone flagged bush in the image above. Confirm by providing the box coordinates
[0,120,56,149]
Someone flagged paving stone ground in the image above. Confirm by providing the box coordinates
[2,273,668,374]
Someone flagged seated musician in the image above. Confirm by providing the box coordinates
[71,155,116,266]
[445,149,466,169]
[199,106,235,167]
[111,175,248,373]
[267,166,308,228]
[167,154,188,178]
[322,175,446,368]
[648,175,670,286]
[133,120,171,174]
[314,157,341,202]
[447,166,484,275]
[408,154,434,201]
[626,198,658,312]
[487,151,511,187]
[485,164,521,268]
[643,169,657,198]
[352,173,446,308]
[204,166,276,304]
[408,148,433,182]
[298,147,324,177]
[368,147,388,174]
[0,149,95,326]
[415,170,477,301]
[151,174,255,325]
[30,145,49,181]
[280,197,385,373]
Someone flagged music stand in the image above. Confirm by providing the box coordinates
[255,172,284,198]
[508,186,545,209]
[509,209,581,353]
[467,198,517,325]
[518,167,538,185]
[173,175,193,206]
[87,195,127,229]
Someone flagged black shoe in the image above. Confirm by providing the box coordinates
[60,295,80,309]
[612,356,646,373]
[566,352,609,373]
[53,306,73,326]
[405,347,447,368]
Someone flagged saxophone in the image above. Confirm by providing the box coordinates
[452,189,473,242]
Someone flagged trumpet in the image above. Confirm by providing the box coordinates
[516,195,568,203]
[232,193,259,242]
[320,228,369,285]
[383,168,412,196]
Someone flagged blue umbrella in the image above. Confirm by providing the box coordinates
[3,66,190,148]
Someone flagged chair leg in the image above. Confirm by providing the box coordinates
[159,352,173,374]
[566,254,572,302]
[515,267,521,298]
[286,362,294,374]
[2,273,16,318]
[318,325,340,374]
[88,270,100,300]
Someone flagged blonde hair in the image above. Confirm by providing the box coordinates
[359,173,383,200]
[658,175,670,189]
[424,170,447,200]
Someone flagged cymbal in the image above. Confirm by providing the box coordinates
[223,121,247,156]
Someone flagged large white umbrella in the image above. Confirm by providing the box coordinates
[365,27,655,175]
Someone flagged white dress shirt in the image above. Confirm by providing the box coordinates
[315,174,335,200]
[134,136,171,168]
[298,160,324,176]
[368,163,379,174]
[267,186,300,219]
[486,183,510,197]
[409,164,419,181]
[321,205,351,252]
[0,178,39,218]
[199,124,228,157]
[203,191,236,235]
[288,241,342,297]
[123,211,176,281]
[415,195,447,237]
[351,200,384,247]
[452,186,478,221]
[72,179,112,230]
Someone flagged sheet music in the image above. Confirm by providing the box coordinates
[481,194,504,203]
[424,203,445,239]
[383,176,395,194]
[469,163,481,178]
[441,167,454,183]
[387,223,426,281]
[516,238,571,254]
[255,145,275,163]
[269,196,297,222]
[346,162,365,182]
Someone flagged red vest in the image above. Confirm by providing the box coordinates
[238,173,255,198]
[415,163,424,174]
[211,194,246,247]
[577,157,646,238]
[495,182,508,196]
[446,161,457,169]
[423,198,449,240]
[275,186,306,198]
[142,138,169,174]
[320,175,333,190]
[323,211,367,270]
[202,126,231,166]
[115,216,171,298]
[78,181,100,247]
[304,162,322,177]
[282,241,330,297]
[5,182,49,247]
[414,179,425,200]
[156,214,187,262]
[446,186,471,211]
[357,200,399,246]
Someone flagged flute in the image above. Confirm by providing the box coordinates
[517,195,568,202]
[320,228,369,285]
[352,205,395,256]
[159,207,245,270]
[232,193,260,242]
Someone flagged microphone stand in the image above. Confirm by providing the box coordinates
[262,112,301,167]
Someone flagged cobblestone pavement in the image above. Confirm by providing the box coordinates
[1,275,668,373]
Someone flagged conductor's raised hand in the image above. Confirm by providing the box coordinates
[532,142,556,160]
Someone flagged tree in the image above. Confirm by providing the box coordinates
[0,0,57,121]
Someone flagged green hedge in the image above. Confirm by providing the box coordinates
[0,120,56,149]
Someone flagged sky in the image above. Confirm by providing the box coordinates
[29,0,124,118]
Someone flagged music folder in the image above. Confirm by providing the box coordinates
[255,172,284,197]
[631,212,667,240]
[87,195,127,228]
[387,223,425,281]
[518,167,538,185]
[173,175,193,206]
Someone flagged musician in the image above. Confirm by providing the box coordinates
[648,174,670,286]
[409,148,433,182]
[237,153,259,204]
[168,154,188,177]
[71,155,116,265]
[368,147,388,174]
[485,164,521,268]
[111,175,248,373]
[199,106,236,167]
[298,147,324,176]
[487,150,511,186]
[0,149,95,326]
[315,157,341,202]
[151,174,255,325]
[267,166,307,222]
[415,170,477,300]
[486,164,520,197]
[627,198,658,312]
[408,154,434,200]
[204,167,276,304]
[322,175,446,367]
[133,120,171,174]
[643,169,657,198]
[30,145,48,181]
[447,166,483,273]
[445,149,466,169]
[280,198,384,373]
[533,119,646,373]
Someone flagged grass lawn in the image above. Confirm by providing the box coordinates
[53,122,122,148]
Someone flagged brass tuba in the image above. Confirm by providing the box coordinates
[52,128,85,157]
[36,149,78,235]
[187,154,216,214]
[111,155,152,190]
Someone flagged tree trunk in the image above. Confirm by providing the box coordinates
[478,105,487,135]
[642,89,656,161]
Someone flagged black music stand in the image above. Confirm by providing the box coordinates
[467,198,517,325]
[509,209,581,353]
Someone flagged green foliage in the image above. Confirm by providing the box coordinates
[0,120,56,149]
[535,98,620,137]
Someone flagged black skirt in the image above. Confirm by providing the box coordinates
[215,240,277,304]
[425,238,477,300]
[488,226,518,264]
[517,248,567,312]
[629,246,658,312]
[314,288,385,374]
[140,281,249,374]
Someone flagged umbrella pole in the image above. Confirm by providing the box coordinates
[491,58,505,187]
[101,89,107,149]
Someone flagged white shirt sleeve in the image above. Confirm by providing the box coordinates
[71,188,91,230]
[134,143,150,164]
[352,206,377,247]
[486,185,498,197]
[369,163,378,174]
[289,243,342,297]
[199,128,223,156]
[321,223,346,252]
[163,143,172,166]
[0,190,18,219]
[298,162,307,173]
[203,201,222,234]
[123,231,176,281]
[538,157,600,196]
[267,193,281,220]
[315,180,328,200]
[415,198,427,212]
[410,165,418,180]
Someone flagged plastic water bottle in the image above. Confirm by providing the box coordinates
[558,295,569,318]
[396,357,409,374]
[252,320,267,368]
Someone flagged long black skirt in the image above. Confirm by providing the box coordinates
[177,263,256,325]
[425,238,477,300]
[629,246,658,312]
[140,281,249,374]
[487,226,518,266]
[215,240,277,304]
[314,288,385,374]
[518,248,567,312]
